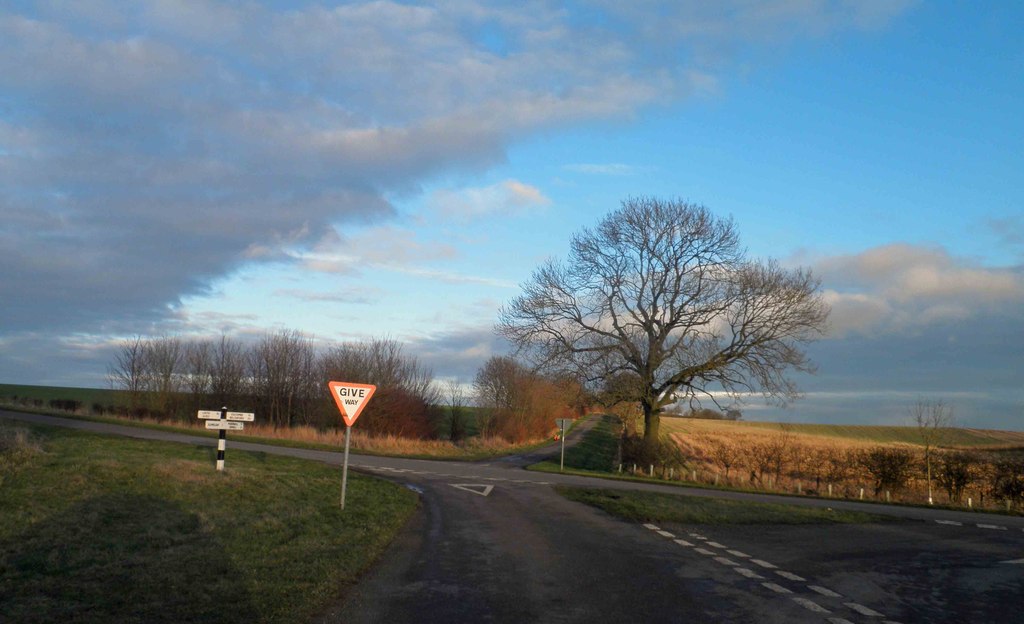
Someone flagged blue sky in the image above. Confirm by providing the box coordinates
[1,1,1021,428]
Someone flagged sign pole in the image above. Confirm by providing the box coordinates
[341,424,352,510]
[560,420,566,472]
[217,406,227,471]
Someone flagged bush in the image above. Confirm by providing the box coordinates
[935,450,977,503]
[858,446,916,497]
[990,457,1024,509]
[621,434,688,472]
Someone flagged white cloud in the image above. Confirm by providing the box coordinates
[429,179,551,221]
[564,163,643,176]
[815,243,1024,337]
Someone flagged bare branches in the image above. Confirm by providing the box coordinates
[498,197,830,446]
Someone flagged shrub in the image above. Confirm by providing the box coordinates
[990,457,1024,509]
[858,446,916,496]
[935,450,977,503]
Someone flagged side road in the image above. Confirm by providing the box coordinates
[3,409,1021,530]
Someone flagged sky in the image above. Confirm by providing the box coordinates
[1,1,1022,429]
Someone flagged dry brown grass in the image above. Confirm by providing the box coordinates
[656,417,1020,512]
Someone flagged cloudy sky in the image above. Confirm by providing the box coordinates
[2,1,1021,428]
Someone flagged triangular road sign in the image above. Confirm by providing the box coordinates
[328,381,377,427]
[450,484,494,497]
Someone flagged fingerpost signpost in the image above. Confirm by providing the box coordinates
[197,407,255,471]
[328,381,376,510]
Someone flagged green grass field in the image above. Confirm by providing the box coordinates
[661,416,1024,449]
[0,420,417,624]
[0,383,125,408]
[558,487,891,525]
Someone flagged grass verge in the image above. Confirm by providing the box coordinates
[557,487,892,525]
[0,421,417,624]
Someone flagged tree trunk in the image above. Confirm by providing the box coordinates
[642,401,660,450]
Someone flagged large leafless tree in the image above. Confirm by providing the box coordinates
[499,197,829,448]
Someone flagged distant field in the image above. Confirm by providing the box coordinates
[661,416,1024,449]
[0,383,124,408]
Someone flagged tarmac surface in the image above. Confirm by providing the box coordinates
[4,409,1024,623]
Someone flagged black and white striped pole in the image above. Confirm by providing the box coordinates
[216,406,227,471]
[197,407,254,471]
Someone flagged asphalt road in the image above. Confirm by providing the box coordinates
[4,409,1023,623]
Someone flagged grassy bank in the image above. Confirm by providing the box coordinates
[558,487,891,525]
[0,421,418,624]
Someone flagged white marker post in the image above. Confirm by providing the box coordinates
[197,408,254,471]
[555,418,573,471]
[328,381,376,510]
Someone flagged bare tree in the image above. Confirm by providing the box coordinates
[108,335,147,411]
[499,197,829,450]
[910,399,953,504]
[445,379,468,442]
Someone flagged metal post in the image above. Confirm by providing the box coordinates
[559,421,566,472]
[341,425,352,510]
[216,406,227,471]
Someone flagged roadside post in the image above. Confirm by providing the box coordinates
[555,418,573,471]
[328,381,376,510]
[197,407,254,471]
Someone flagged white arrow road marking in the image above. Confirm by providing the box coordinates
[449,484,494,497]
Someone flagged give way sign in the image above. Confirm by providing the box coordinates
[328,381,376,427]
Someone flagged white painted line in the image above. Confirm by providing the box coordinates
[706,541,727,549]
[792,597,830,614]
[1000,558,1024,564]
[882,621,905,624]
[776,571,806,582]
[694,548,717,556]
[761,582,792,594]
[809,585,843,598]
[935,520,962,526]
[643,523,661,531]
[827,618,856,624]
[751,559,777,570]
[727,550,750,558]
[449,483,494,497]
[735,567,763,580]
[688,533,707,539]
[978,523,1008,531]
[845,602,884,617]
[657,530,675,538]
[673,539,694,547]
[713,557,739,566]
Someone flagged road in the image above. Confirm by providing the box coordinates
[4,409,1023,623]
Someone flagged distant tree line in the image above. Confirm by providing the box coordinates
[107,332,587,442]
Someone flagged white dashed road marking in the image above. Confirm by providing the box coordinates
[727,549,750,558]
[750,559,777,569]
[657,530,675,538]
[845,602,884,617]
[735,567,763,580]
[827,618,856,624]
[713,557,739,566]
[706,541,727,548]
[761,582,792,594]
[935,520,962,526]
[694,547,717,556]
[643,523,660,531]
[809,585,843,598]
[978,523,1008,530]
[673,539,694,547]
[776,571,806,582]
[792,597,830,614]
